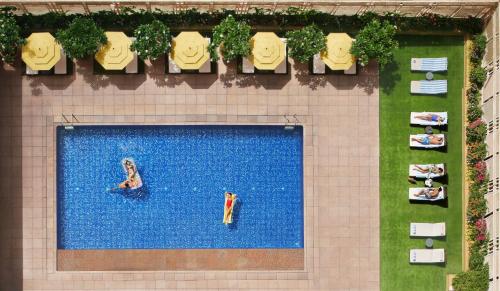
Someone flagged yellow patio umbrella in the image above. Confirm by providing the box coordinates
[95,32,133,70]
[170,32,210,70]
[249,32,286,70]
[21,32,61,71]
[321,33,356,70]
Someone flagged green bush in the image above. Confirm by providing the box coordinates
[467,103,483,123]
[453,265,489,291]
[0,14,25,64]
[350,19,398,67]
[285,24,326,63]
[471,34,487,64]
[470,65,487,87]
[467,142,488,166]
[131,20,171,61]
[56,17,107,59]
[466,120,487,143]
[467,87,481,107]
[208,15,251,62]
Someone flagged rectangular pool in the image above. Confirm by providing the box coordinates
[57,125,304,249]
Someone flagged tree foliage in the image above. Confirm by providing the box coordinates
[285,24,326,63]
[350,19,398,67]
[131,20,171,61]
[0,13,25,64]
[56,17,107,59]
[208,15,251,62]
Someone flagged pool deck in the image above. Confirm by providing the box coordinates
[0,57,379,290]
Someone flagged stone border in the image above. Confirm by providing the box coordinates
[46,114,313,273]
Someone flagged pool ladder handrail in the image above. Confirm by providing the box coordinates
[62,114,79,130]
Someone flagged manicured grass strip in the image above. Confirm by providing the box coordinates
[380,35,464,291]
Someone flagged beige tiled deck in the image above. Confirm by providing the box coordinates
[0,56,379,290]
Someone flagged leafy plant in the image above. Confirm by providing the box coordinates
[0,13,25,64]
[470,65,487,87]
[350,19,398,67]
[467,103,483,123]
[471,34,487,64]
[130,20,171,61]
[467,142,487,166]
[466,119,487,143]
[453,265,489,291]
[285,24,326,63]
[55,17,107,59]
[208,15,251,62]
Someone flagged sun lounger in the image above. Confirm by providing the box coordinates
[223,192,237,224]
[410,222,446,237]
[409,164,446,178]
[410,249,445,264]
[54,48,68,75]
[122,158,142,190]
[312,53,326,74]
[410,134,446,148]
[410,112,448,126]
[409,186,447,201]
[411,57,447,72]
[411,80,447,95]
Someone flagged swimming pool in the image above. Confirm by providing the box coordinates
[57,125,304,249]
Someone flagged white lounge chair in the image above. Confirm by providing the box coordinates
[410,249,445,264]
[411,80,447,95]
[54,48,68,75]
[410,112,448,126]
[312,53,326,74]
[409,164,446,178]
[409,186,447,201]
[411,57,447,72]
[125,37,139,74]
[410,222,446,237]
[410,134,446,148]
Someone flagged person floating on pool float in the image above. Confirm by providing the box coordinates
[411,135,443,146]
[223,192,237,224]
[117,158,143,190]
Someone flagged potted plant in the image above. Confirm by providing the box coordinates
[56,17,107,59]
[285,24,326,63]
[130,20,171,61]
[0,14,25,64]
[208,15,251,62]
[350,19,399,67]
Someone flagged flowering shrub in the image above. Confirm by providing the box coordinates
[350,19,398,67]
[455,33,490,291]
[130,20,171,61]
[285,24,326,63]
[466,119,487,143]
[208,15,251,62]
[56,17,107,59]
[0,14,25,64]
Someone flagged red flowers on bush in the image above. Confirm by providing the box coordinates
[475,219,487,241]
[474,161,487,183]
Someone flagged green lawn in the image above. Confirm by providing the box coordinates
[380,35,464,291]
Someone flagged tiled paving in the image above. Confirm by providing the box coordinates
[0,56,379,290]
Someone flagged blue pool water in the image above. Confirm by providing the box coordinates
[57,125,303,249]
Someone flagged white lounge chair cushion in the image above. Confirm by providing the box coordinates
[409,164,446,178]
[273,38,287,74]
[411,57,448,72]
[312,53,325,74]
[410,112,448,126]
[168,55,181,74]
[242,57,254,73]
[409,187,447,201]
[54,48,67,74]
[409,134,446,148]
[411,80,447,94]
[410,222,446,237]
[26,66,38,75]
[344,63,356,75]
[410,249,445,263]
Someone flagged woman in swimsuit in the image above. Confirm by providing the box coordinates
[224,192,237,222]
[118,160,138,189]
[415,114,445,123]
[414,187,442,199]
[411,135,443,145]
[413,165,444,175]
